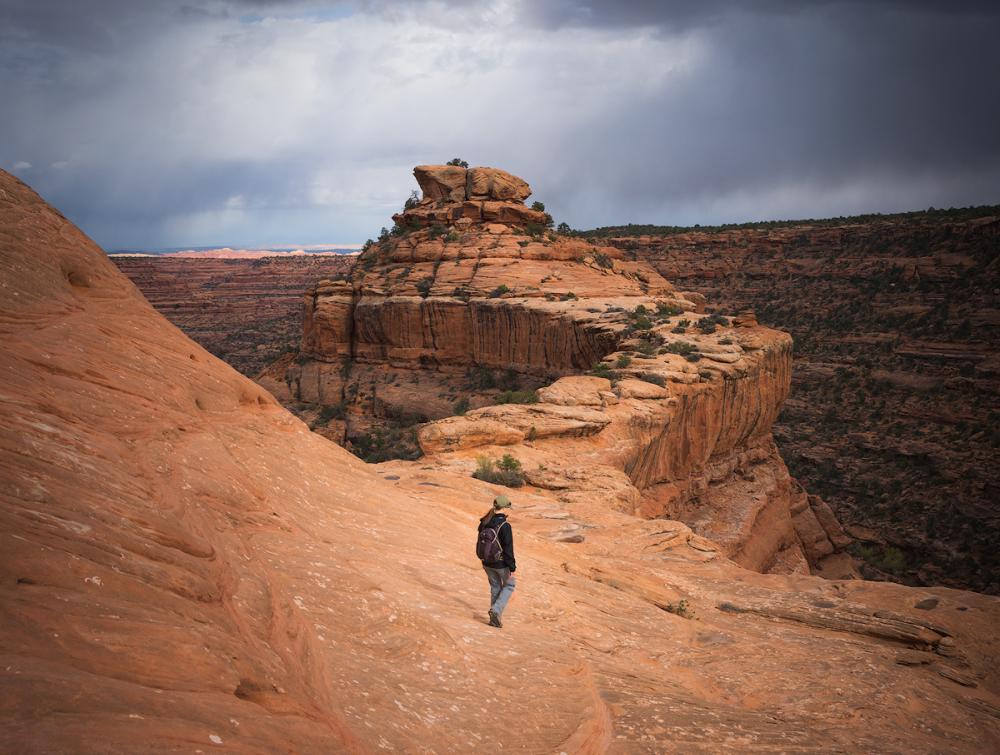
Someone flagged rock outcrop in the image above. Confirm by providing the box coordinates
[3,169,1000,753]
[275,165,852,576]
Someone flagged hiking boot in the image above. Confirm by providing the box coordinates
[488,610,502,628]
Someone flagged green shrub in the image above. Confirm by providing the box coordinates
[634,339,656,356]
[497,454,522,473]
[560,292,578,301]
[664,341,696,356]
[671,326,686,334]
[317,402,346,424]
[447,157,469,167]
[472,455,525,488]
[403,190,420,210]
[852,543,907,574]
[531,201,546,212]
[684,353,702,362]
[719,337,733,345]
[664,599,696,619]
[588,362,619,380]
[445,230,460,242]
[454,397,470,415]
[468,365,497,390]
[415,277,434,298]
[495,389,539,405]
[556,222,572,234]
[526,426,538,442]
[489,284,510,298]
[657,302,683,317]
[639,373,666,387]
[525,222,545,236]
[593,251,613,269]
[349,427,422,463]
[697,313,730,334]
[616,354,633,368]
[427,223,447,239]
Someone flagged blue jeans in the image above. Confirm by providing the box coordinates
[484,566,516,618]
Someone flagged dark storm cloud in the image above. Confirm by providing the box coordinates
[0,0,997,247]
[518,0,1000,30]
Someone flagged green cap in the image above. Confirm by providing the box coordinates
[493,495,512,509]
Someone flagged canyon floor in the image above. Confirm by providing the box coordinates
[3,168,1000,752]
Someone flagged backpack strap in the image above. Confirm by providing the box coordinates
[493,520,509,554]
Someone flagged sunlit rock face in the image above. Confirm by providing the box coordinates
[276,165,850,574]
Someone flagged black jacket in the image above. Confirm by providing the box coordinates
[479,513,516,572]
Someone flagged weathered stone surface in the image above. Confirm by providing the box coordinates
[616,378,670,399]
[536,375,610,406]
[466,166,532,201]
[3,169,1000,754]
[414,164,468,201]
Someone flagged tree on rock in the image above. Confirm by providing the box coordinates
[446,157,469,167]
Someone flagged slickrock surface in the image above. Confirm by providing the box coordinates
[272,166,852,576]
[2,169,1000,753]
[593,215,999,593]
[113,255,355,376]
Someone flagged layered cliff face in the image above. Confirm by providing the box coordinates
[592,213,999,593]
[276,165,853,576]
[3,169,1000,753]
[113,255,355,376]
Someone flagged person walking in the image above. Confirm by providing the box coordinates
[477,495,516,628]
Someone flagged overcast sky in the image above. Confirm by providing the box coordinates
[2,0,998,249]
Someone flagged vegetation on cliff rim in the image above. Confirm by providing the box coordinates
[494,389,539,405]
[572,203,1000,238]
[473,454,526,488]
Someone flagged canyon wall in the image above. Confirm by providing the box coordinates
[113,255,354,376]
[595,212,999,593]
[280,165,853,577]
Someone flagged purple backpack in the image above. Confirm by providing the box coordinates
[477,519,508,562]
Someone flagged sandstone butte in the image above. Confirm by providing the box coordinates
[265,164,855,577]
[1,166,999,754]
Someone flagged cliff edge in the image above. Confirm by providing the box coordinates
[274,165,853,577]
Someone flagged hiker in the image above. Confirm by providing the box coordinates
[477,494,516,628]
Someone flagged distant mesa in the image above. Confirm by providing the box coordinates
[109,245,362,259]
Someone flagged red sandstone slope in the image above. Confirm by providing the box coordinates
[2,170,1000,753]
